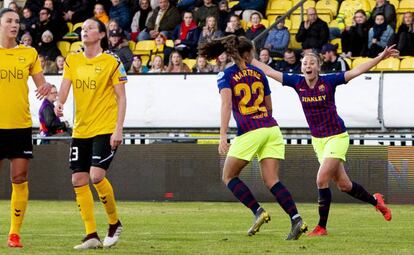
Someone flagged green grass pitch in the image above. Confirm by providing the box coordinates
[0,201,412,254]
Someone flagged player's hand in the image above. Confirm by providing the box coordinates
[55,102,64,117]
[35,82,52,100]
[379,44,399,59]
[110,130,123,150]
[218,137,229,155]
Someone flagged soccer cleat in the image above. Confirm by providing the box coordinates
[73,233,102,250]
[374,193,392,221]
[103,220,123,248]
[307,225,328,237]
[8,234,23,248]
[247,208,271,236]
[286,217,308,240]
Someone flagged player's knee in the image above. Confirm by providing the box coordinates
[316,177,329,188]
[337,181,352,192]
[72,175,89,187]
[11,174,27,184]
[222,171,237,185]
[90,175,104,184]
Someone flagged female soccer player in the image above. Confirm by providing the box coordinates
[252,46,398,236]
[198,35,308,240]
[0,8,51,248]
[55,18,127,250]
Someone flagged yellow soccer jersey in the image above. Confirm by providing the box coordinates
[63,51,127,138]
[0,45,42,129]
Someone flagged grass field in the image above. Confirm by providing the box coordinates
[0,201,412,255]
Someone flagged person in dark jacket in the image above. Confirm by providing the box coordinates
[193,0,219,27]
[321,43,350,73]
[39,85,70,144]
[20,7,38,39]
[224,14,245,36]
[341,9,370,57]
[37,30,62,62]
[172,11,200,59]
[296,7,329,52]
[33,7,61,45]
[396,12,414,56]
[231,0,266,20]
[217,0,233,32]
[369,0,396,29]
[109,0,131,32]
[108,29,134,70]
[274,48,301,73]
[245,12,266,50]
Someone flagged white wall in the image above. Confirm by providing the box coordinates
[28,73,413,129]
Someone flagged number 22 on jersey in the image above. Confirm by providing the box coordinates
[234,81,267,115]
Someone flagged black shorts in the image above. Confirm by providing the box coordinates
[69,134,116,173]
[0,128,33,160]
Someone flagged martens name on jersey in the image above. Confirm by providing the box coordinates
[75,77,97,92]
[301,95,326,103]
[232,69,262,82]
[0,67,24,82]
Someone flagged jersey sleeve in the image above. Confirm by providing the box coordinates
[29,50,43,75]
[217,71,230,92]
[262,72,271,96]
[62,54,72,81]
[282,72,302,88]
[324,72,346,88]
[111,61,128,86]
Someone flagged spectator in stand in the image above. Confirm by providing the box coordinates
[130,0,153,42]
[265,16,290,57]
[61,0,95,24]
[245,12,266,50]
[129,55,149,73]
[108,29,134,70]
[34,8,60,46]
[20,7,37,39]
[224,14,245,36]
[94,3,110,25]
[107,19,129,40]
[199,16,223,43]
[24,0,43,17]
[39,85,70,144]
[44,0,68,39]
[368,13,394,57]
[231,0,266,22]
[172,11,200,59]
[192,55,213,73]
[341,9,370,57]
[321,43,350,73]
[138,0,181,40]
[296,8,329,53]
[274,49,301,73]
[369,0,396,29]
[148,55,165,72]
[336,0,372,32]
[217,0,233,32]
[39,55,58,74]
[109,0,131,32]
[213,51,232,72]
[21,33,33,46]
[396,12,414,56]
[193,0,219,27]
[258,48,277,69]
[149,33,173,65]
[37,30,62,62]
[166,51,191,72]
[56,56,65,75]
[8,2,21,15]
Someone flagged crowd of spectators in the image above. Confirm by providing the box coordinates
[8,0,414,75]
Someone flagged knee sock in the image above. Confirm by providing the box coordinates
[93,178,119,225]
[318,188,332,228]
[9,182,29,235]
[270,182,299,220]
[227,177,260,214]
[74,185,96,235]
[346,181,377,206]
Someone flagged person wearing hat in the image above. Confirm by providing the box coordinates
[37,30,62,64]
[321,43,350,73]
[108,28,133,71]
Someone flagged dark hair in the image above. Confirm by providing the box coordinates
[0,8,17,19]
[259,48,270,54]
[40,7,51,15]
[198,35,253,69]
[354,9,366,17]
[88,17,109,50]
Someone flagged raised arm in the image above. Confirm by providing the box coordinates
[219,88,232,155]
[251,58,283,83]
[344,45,399,82]
[111,83,127,150]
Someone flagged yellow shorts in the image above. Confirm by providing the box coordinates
[227,126,285,162]
[312,132,350,164]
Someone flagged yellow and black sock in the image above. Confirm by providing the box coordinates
[9,182,29,235]
[74,185,97,235]
[93,178,119,225]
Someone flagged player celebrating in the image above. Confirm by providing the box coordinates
[199,35,308,240]
[55,18,127,249]
[0,8,51,248]
[252,46,397,236]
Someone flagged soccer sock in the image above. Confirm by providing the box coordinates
[93,178,119,225]
[9,182,29,235]
[318,188,332,229]
[227,177,260,214]
[346,181,377,206]
[270,182,299,220]
[74,185,97,235]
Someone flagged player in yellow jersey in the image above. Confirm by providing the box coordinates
[55,18,127,250]
[0,8,51,248]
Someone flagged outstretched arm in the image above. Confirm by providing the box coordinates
[251,59,283,83]
[344,45,399,82]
